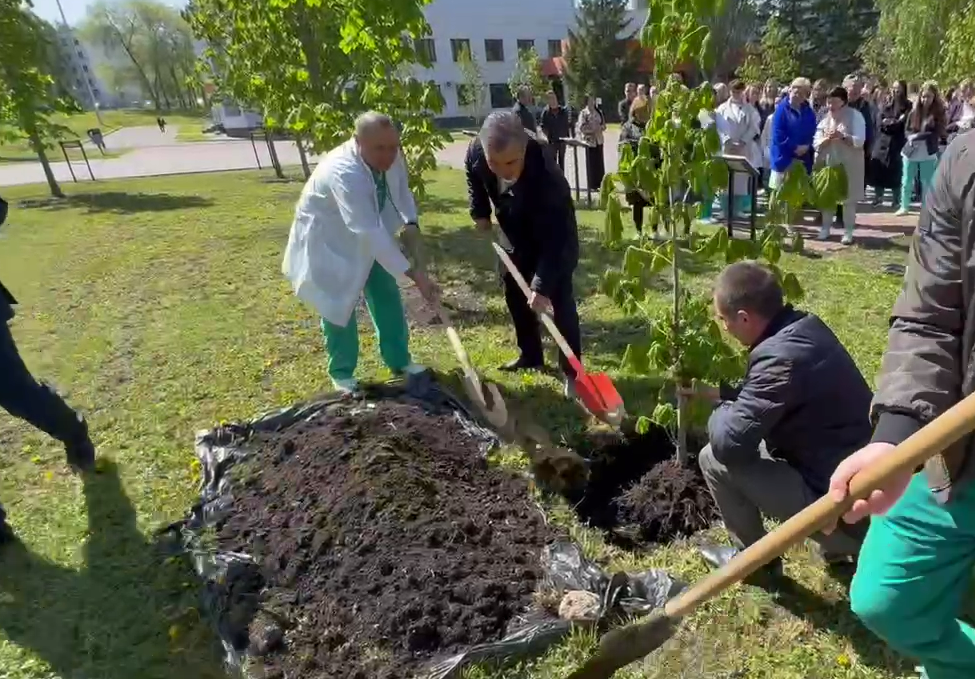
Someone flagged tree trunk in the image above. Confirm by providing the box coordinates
[669,185,689,465]
[28,128,63,199]
[296,136,311,179]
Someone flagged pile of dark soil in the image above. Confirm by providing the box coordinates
[565,427,717,543]
[215,398,563,679]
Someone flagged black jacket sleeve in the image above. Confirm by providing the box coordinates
[530,163,578,297]
[464,141,492,222]
[707,351,794,463]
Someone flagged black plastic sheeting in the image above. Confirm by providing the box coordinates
[166,382,685,678]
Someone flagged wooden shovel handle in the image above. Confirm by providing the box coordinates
[492,242,579,363]
[666,390,975,619]
[437,303,477,378]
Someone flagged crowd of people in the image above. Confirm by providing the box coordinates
[520,72,968,246]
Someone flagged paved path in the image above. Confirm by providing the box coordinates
[0,126,310,186]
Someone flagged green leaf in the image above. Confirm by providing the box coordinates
[635,415,653,435]
[782,272,805,302]
[604,194,625,245]
[651,403,678,428]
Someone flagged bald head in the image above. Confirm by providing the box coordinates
[354,111,400,172]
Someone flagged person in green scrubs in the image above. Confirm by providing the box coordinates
[828,133,975,679]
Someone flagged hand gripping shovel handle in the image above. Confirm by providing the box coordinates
[665,390,975,620]
[491,242,582,373]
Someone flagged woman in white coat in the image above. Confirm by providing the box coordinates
[715,79,762,217]
[282,112,440,393]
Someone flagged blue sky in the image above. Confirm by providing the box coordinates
[32,0,188,27]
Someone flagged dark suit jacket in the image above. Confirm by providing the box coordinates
[464,136,579,297]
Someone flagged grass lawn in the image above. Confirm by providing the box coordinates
[0,167,915,679]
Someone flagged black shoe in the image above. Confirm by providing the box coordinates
[65,421,96,473]
[699,544,784,585]
[0,521,15,545]
[499,357,545,372]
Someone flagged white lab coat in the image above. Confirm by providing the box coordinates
[715,99,762,196]
[282,138,417,326]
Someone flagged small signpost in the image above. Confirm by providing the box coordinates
[58,140,94,182]
[560,137,594,208]
[715,153,760,240]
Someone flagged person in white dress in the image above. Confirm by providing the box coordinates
[715,79,762,217]
[813,87,866,245]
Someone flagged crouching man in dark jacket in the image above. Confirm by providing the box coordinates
[0,196,95,542]
[465,111,582,396]
[690,261,872,574]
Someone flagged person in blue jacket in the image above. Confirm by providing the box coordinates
[768,77,818,189]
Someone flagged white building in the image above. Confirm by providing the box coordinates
[53,25,111,109]
[209,0,649,129]
[415,0,648,122]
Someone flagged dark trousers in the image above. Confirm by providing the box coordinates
[501,257,582,378]
[585,145,605,191]
[0,321,83,449]
[699,442,866,556]
[552,142,566,171]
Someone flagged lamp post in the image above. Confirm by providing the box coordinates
[54,0,105,127]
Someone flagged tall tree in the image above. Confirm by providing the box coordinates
[508,47,548,102]
[81,0,199,111]
[940,0,975,84]
[861,0,967,82]
[737,14,800,83]
[185,0,447,196]
[700,0,760,80]
[764,0,877,80]
[456,46,487,126]
[564,0,642,110]
[0,0,73,197]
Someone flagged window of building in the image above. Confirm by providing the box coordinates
[456,84,472,107]
[484,39,504,62]
[517,39,534,53]
[489,83,513,108]
[77,50,83,58]
[547,39,563,58]
[74,38,80,45]
[414,38,437,63]
[450,38,471,62]
[75,78,82,87]
[83,64,89,72]
[88,78,94,86]
[92,89,100,98]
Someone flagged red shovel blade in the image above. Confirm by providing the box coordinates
[573,370,625,422]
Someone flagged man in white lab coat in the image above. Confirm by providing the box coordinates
[282,112,440,393]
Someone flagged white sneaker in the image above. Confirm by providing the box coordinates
[817,227,831,241]
[840,233,854,246]
[333,377,359,393]
[894,208,910,217]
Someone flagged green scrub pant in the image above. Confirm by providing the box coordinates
[320,263,411,381]
[900,156,938,211]
[851,474,975,679]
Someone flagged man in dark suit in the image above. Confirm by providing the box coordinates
[464,112,582,396]
[0,195,95,541]
[511,86,537,133]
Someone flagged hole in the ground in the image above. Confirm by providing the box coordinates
[563,425,718,545]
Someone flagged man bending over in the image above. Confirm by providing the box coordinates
[690,261,872,574]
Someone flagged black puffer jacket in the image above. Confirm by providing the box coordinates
[0,196,13,322]
[707,306,873,494]
[464,136,579,296]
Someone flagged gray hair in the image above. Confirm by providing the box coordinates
[478,111,528,155]
[714,260,784,319]
[354,111,395,138]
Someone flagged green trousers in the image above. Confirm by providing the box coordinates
[900,156,938,211]
[320,263,411,381]
[851,474,975,679]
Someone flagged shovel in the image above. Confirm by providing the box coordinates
[435,303,589,494]
[567,390,975,679]
[492,243,625,427]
